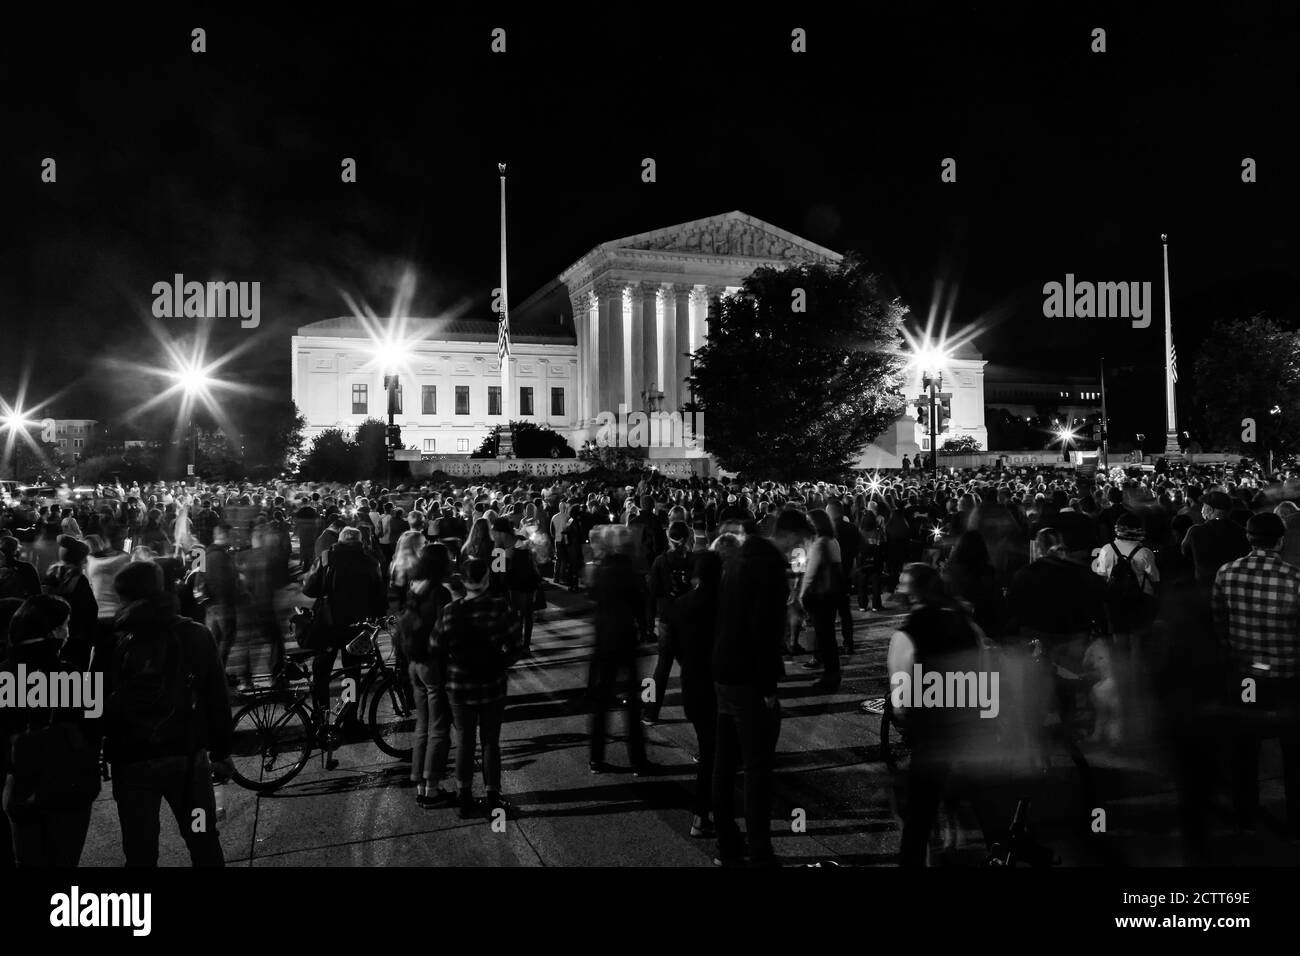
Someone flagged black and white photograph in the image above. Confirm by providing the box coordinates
[0,3,1295,935]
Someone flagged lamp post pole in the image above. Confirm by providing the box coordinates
[924,371,940,475]
[386,373,398,488]
[1099,356,1110,471]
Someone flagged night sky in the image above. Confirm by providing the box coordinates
[2,6,1297,441]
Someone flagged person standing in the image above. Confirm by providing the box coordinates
[102,562,233,867]
[432,557,523,818]
[1182,490,1249,595]
[40,535,98,670]
[301,526,387,737]
[588,528,651,775]
[1213,513,1300,837]
[399,544,457,807]
[203,524,241,684]
[293,497,320,572]
[1,596,102,866]
[643,521,694,725]
[712,535,787,867]
[665,550,723,838]
[799,509,844,692]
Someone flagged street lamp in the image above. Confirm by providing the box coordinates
[1055,423,1078,463]
[0,407,39,481]
[910,344,950,475]
[371,335,404,488]
[171,360,213,479]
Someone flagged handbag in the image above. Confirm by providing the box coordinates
[294,559,336,650]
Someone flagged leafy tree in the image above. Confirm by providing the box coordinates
[473,421,575,458]
[690,255,907,480]
[241,399,307,475]
[195,427,243,480]
[940,435,982,455]
[299,428,355,481]
[354,418,392,481]
[1193,315,1300,459]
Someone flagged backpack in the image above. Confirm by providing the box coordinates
[1104,543,1154,632]
[5,711,102,812]
[0,566,28,600]
[105,622,197,758]
[399,583,450,663]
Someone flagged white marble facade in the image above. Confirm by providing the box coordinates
[291,211,986,467]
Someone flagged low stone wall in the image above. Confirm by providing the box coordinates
[408,455,713,479]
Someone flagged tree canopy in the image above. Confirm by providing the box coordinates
[1193,314,1300,459]
[689,255,907,480]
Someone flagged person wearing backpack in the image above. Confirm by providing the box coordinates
[1,595,102,866]
[301,526,387,734]
[642,521,695,725]
[1092,512,1160,744]
[1092,512,1160,636]
[102,561,233,867]
[400,543,456,807]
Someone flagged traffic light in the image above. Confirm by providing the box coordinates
[938,395,952,431]
[386,424,401,445]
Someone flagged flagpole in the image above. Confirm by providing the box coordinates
[1099,355,1109,471]
[1161,233,1180,457]
[499,163,511,456]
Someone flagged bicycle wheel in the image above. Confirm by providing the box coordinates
[880,696,912,773]
[229,695,314,792]
[368,673,415,760]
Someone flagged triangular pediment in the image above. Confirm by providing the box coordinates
[604,211,841,262]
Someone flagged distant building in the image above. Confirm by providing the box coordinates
[983,363,1105,447]
[51,419,98,457]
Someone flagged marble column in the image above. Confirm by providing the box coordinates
[629,284,648,413]
[701,285,724,351]
[675,286,693,411]
[661,286,679,413]
[569,296,587,423]
[640,283,658,410]
[597,281,624,417]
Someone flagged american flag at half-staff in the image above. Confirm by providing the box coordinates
[498,163,511,364]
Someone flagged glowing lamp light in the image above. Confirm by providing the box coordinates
[172,362,214,397]
[1,411,37,430]
[913,345,949,374]
[371,337,405,375]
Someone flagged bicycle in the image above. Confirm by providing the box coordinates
[228,616,415,793]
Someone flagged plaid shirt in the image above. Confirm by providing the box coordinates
[1212,549,1300,678]
[432,593,523,706]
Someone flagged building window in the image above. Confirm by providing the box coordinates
[551,387,565,416]
[519,387,533,416]
[455,385,470,415]
[351,384,368,415]
[488,386,502,416]
[456,438,469,452]
[423,438,436,451]
[73,439,83,449]
[421,385,437,415]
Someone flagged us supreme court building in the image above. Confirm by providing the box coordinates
[291,211,987,470]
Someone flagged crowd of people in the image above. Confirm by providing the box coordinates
[0,452,1297,866]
